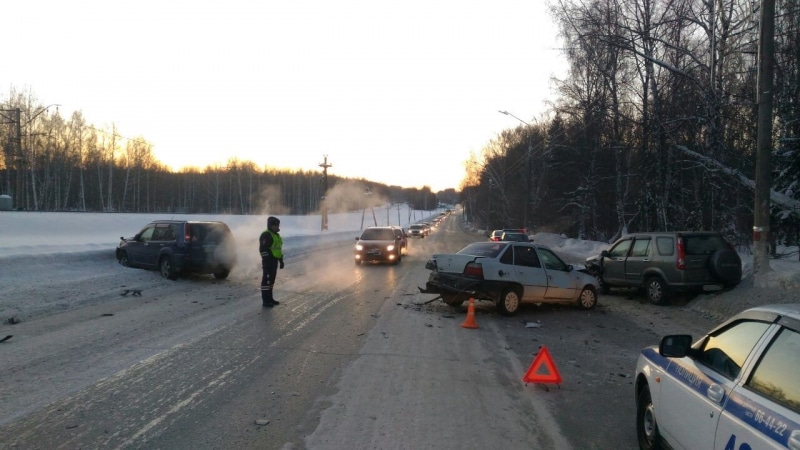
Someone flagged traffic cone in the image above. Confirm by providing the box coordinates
[461,298,479,329]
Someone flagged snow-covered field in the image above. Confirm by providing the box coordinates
[1,207,798,322]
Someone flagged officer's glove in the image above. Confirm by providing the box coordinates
[279,258,285,269]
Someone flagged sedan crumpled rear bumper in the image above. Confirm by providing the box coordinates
[417,272,501,301]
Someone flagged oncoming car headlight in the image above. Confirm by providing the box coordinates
[355,244,364,251]
[386,245,395,252]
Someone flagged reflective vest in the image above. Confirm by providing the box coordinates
[261,230,283,259]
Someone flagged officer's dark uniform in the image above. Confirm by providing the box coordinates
[259,216,284,307]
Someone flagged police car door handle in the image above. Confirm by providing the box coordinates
[706,384,725,404]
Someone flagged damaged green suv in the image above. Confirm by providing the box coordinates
[585,231,742,305]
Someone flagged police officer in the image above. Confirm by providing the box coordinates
[259,216,284,307]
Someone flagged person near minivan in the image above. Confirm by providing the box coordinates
[259,216,284,307]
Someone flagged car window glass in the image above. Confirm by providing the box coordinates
[699,320,771,379]
[747,328,800,413]
[140,226,156,242]
[457,242,506,258]
[684,235,727,255]
[608,239,632,258]
[513,246,541,268]
[630,238,651,257]
[537,248,567,271]
[656,237,674,256]
[499,246,513,264]
[153,225,173,241]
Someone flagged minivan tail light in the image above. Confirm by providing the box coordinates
[463,262,484,278]
[184,223,191,243]
[676,238,686,270]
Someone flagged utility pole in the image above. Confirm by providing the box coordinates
[319,155,332,230]
[753,0,775,284]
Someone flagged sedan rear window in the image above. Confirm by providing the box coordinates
[457,242,506,258]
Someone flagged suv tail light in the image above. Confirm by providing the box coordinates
[184,223,192,243]
[676,238,686,270]
[463,262,484,278]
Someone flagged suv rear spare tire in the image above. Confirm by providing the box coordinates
[708,249,742,286]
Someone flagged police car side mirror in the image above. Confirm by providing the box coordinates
[659,334,693,357]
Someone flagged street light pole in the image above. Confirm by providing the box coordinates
[499,110,533,232]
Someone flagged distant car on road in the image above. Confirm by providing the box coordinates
[500,231,531,242]
[419,241,599,316]
[354,226,403,265]
[407,224,426,238]
[116,220,237,280]
[489,230,504,241]
[391,226,408,255]
[635,303,800,450]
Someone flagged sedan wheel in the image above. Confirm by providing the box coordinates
[496,289,521,316]
[577,286,598,309]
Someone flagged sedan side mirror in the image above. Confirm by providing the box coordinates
[600,250,609,258]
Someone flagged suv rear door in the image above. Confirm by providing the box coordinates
[682,233,724,285]
[187,222,233,268]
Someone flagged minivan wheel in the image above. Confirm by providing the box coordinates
[159,257,179,280]
[496,288,521,316]
[578,286,598,309]
[645,276,669,305]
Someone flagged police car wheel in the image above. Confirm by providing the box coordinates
[636,386,662,450]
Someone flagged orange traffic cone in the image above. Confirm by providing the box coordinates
[461,298,479,329]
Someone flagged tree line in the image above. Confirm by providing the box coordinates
[461,0,799,248]
[1,89,450,216]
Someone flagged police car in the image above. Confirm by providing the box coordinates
[635,304,800,450]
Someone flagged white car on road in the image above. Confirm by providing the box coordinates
[419,241,599,315]
[635,304,800,450]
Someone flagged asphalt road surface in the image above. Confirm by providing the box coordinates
[0,217,719,449]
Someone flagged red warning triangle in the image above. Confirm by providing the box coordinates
[523,346,562,384]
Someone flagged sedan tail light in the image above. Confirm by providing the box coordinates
[463,262,484,278]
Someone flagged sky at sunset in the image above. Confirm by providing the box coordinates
[3,0,568,192]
